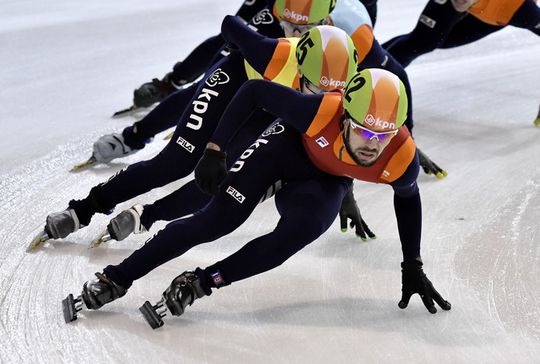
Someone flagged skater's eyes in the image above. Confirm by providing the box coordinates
[348,120,398,142]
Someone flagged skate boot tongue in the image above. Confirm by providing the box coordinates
[81,272,127,310]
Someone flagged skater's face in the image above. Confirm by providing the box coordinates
[343,118,397,166]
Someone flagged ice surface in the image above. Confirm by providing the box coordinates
[0,0,539,363]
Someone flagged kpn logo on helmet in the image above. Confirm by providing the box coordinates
[282,8,309,22]
[364,114,396,130]
[320,76,345,89]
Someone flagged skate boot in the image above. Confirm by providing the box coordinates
[45,209,80,239]
[72,133,134,172]
[92,133,136,164]
[28,208,83,251]
[90,204,146,248]
[108,204,146,241]
[534,104,540,126]
[62,272,127,323]
[140,271,209,329]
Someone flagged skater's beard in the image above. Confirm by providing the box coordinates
[346,144,379,167]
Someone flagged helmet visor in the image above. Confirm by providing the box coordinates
[348,118,398,143]
[280,19,321,36]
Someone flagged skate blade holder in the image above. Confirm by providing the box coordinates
[70,156,97,173]
[112,105,138,118]
[26,230,50,252]
[89,230,112,248]
[62,294,83,323]
[139,298,168,329]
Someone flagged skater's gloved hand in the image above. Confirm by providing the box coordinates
[398,259,451,314]
[417,148,447,179]
[195,147,227,195]
[339,188,376,241]
[133,72,178,108]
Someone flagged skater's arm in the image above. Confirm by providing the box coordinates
[221,15,282,76]
[236,0,270,22]
[171,35,226,84]
[390,151,421,261]
[377,51,414,133]
[210,80,334,148]
[391,153,451,313]
[330,0,374,62]
[172,0,276,83]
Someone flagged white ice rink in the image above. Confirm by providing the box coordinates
[1,0,539,362]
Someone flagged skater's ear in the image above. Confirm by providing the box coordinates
[339,113,350,131]
[297,65,304,79]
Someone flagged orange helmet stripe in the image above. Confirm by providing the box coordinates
[367,76,400,128]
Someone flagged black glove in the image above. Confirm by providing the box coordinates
[398,260,451,314]
[417,148,447,179]
[339,188,376,241]
[194,148,228,195]
[163,271,208,317]
[121,125,149,150]
[133,65,187,108]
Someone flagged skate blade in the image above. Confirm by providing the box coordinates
[89,230,112,248]
[62,293,83,323]
[26,230,49,252]
[163,131,174,141]
[70,156,97,173]
[139,300,167,329]
[112,105,137,118]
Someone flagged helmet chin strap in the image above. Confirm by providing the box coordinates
[342,125,362,165]
[342,122,352,151]
[340,111,352,131]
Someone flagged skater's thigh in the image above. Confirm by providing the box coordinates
[275,176,352,233]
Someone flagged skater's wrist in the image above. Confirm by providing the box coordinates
[206,142,221,152]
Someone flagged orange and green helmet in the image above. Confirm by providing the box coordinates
[296,25,358,91]
[274,0,336,25]
[343,68,408,132]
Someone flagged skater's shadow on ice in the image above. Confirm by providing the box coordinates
[185,297,497,348]
[35,240,137,260]
[66,307,204,351]
[70,161,130,177]
[64,298,497,352]
[67,308,177,332]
